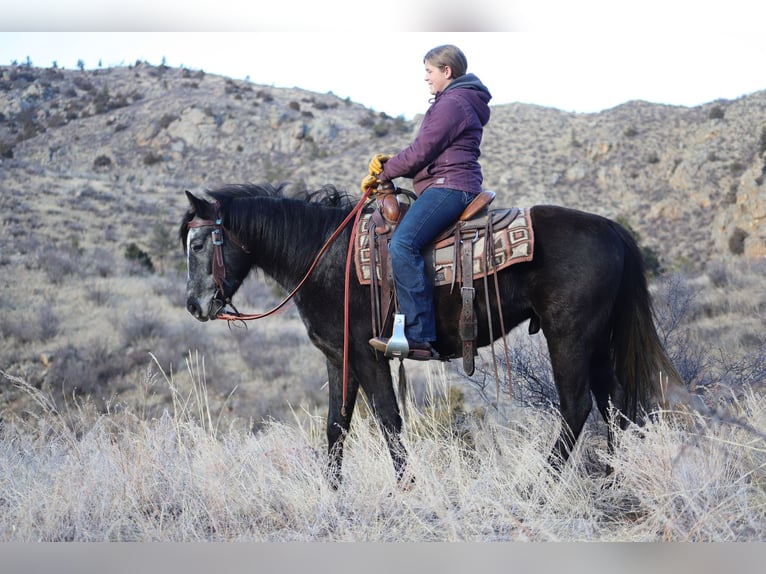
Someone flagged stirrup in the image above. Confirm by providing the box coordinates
[385,314,410,358]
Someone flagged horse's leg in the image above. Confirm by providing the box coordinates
[326,359,359,489]
[589,339,625,474]
[546,333,593,469]
[359,356,410,486]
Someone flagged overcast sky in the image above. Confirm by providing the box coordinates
[2,3,765,119]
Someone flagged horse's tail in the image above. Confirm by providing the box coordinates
[610,222,683,421]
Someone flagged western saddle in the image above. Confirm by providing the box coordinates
[362,182,521,375]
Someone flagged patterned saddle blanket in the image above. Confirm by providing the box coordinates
[354,206,535,287]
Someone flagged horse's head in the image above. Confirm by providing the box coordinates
[181,191,251,321]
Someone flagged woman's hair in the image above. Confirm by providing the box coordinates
[424,45,468,78]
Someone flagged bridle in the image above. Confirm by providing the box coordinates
[186,190,373,415]
[186,201,251,310]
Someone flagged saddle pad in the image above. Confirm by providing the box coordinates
[354,207,534,287]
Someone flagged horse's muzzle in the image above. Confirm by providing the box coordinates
[186,296,224,322]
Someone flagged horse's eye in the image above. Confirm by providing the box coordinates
[191,241,205,253]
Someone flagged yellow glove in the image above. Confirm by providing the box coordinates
[361,174,379,194]
[368,154,392,176]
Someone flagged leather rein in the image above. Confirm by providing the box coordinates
[187,190,373,415]
[187,192,372,322]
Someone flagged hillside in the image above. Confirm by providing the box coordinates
[2,62,765,265]
[1,61,764,421]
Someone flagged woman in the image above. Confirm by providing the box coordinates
[363,44,492,360]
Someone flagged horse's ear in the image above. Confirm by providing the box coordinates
[185,190,203,213]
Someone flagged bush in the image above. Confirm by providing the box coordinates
[44,342,131,402]
[93,155,112,168]
[158,113,178,130]
[708,105,725,120]
[728,227,748,255]
[143,151,163,166]
[371,122,390,138]
[0,140,13,158]
[358,115,375,128]
[37,245,82,284]
[124,242,155,273]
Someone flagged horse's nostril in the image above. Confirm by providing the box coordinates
[187,299,199,316]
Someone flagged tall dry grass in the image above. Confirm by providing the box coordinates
[2,352,764,542]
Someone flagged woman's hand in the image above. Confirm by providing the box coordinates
[368,154,391,176]
[360,174,379,194]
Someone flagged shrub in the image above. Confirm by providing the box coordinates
[372,122,390,138]
[38,306,61,341]
[147,222,177,274]
[73,76,94,92]
[143,151,163,166]
[91,247,115,278]
[14,106,42,140]
[44,342,131,402]
[729,161,746,177]
[38,246,81,284]
[158,113,178,130]
[358,115,375,128]
[728,227,748,255]
[120,309,166,343]
[84,282,112,305]
[649,272,715,388]
[709,105,725,120]
[256,90,273,102]
[93,154,112,168]
[124,242,155,273]
[0,140,13,158]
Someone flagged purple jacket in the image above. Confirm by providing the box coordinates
[380,73,491,196]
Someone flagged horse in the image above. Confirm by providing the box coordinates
[180,182,682,486]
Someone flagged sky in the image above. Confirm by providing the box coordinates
[2,3,765,120]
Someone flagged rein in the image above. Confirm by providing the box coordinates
[188,191,372,323]
[187,189,374,416]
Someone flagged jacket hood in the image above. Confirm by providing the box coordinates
[442,73,492,101]
[438,72,491,125]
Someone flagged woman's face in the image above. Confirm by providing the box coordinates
[424,61,452,95]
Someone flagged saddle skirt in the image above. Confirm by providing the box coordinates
[354,206,535,287]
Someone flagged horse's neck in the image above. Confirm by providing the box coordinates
[249,200,347,289]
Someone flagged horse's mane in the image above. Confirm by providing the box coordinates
[180,183,356,271]
[208,183,355,208]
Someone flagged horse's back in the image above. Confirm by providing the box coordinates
[519,205,631,335]
[527,204,628,273]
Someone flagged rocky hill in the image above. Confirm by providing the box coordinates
[2,61,765,269]
[1,62,764,421]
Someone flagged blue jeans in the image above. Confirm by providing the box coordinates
[388,187,475,344]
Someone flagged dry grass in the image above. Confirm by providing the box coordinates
[2,357,765,542]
